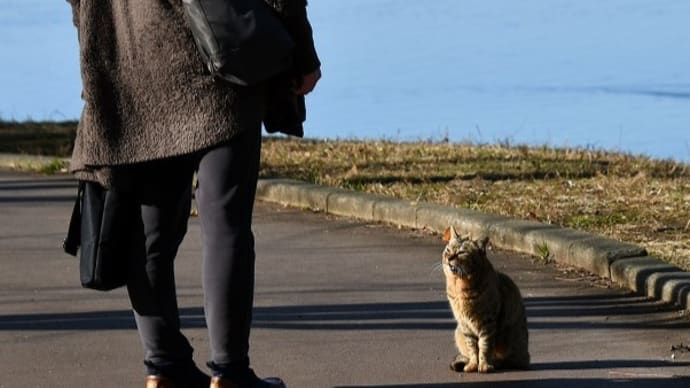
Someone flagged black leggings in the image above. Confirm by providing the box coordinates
[125,125,261,374]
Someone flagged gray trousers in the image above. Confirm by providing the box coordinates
[125,126,261,375]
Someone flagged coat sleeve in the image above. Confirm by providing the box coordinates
[66,0,80,28]
[284,3,321,75]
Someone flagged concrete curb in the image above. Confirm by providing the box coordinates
[256,178,690,312]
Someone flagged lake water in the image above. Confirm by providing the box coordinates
[1,0,689,161]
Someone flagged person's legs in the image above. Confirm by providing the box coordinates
[124,156,205,382]
[195,124,285,387]
[195,125,262,373]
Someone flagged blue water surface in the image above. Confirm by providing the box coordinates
[1,0,689,160]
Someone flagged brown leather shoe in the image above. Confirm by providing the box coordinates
[210,375,286,388]
[145,375,175,388]
[143,362,211,388]
[209,377,235,388]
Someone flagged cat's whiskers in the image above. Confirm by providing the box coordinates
[430,262,445,275]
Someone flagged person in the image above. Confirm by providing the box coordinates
[65,1,321,387]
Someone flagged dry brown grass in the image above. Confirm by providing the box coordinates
[261,137,690,271]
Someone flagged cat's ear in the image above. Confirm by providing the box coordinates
[449,226,461,242]
[442,226,460,242]
[442,227,452,242]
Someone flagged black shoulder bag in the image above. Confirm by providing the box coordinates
[63,181,141,291]
[182,0,295,86]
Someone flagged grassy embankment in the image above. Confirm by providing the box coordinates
[3,120,689,271]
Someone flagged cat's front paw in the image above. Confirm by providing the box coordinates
[478,362,495,373]
[463,361,479,373]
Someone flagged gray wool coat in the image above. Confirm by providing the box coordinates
[66,0,319,187]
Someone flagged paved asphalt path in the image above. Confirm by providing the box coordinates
[1,172,689,387]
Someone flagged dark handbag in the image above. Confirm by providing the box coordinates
[182,0,295,86]
[63,181,140,291]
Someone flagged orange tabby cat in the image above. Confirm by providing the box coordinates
[442,226,530,373]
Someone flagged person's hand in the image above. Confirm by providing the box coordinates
[294,68,321,95]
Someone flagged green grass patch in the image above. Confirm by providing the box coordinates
[568,213,631,229]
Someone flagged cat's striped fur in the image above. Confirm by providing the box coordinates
[442,227,530,373]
